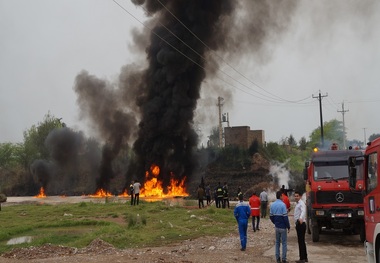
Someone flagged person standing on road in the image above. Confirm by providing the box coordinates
[222,182,230,208]
[233,193,251,251]
[129,181,135,205]
[205,183,211,206]
[215,182,224,208]
[237,186,243,200]
[270,191,291,263]
[294,191,308,263]
[281,188,291,212]
[259,189,268,218]
[249,191,261,231]
[197,184,205,209]
[133,180,141,205]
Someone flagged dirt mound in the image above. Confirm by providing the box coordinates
[2,238,116,260]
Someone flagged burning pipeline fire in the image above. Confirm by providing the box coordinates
[140,164,188,198]
[34,187,46,198]
[34,165,188,199]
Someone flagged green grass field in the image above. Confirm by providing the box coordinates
[0,199,236,254]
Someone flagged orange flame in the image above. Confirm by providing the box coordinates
[89,188,113,198]
[140,164,188,198]
[118,189,129,197]
[35,187,46,198]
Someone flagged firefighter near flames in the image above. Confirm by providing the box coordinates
[304,143,365,242]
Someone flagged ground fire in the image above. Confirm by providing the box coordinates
[140,164,188,198]
[34,187,46,198]
[92,164,188,199]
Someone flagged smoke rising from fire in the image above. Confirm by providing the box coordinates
[32,0,299,194]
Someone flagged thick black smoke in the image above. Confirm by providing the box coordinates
[128,0,236,189]
[74,71,138,192]
[70,0,298,193]
[127,0,298,189]
[31,127,101,195]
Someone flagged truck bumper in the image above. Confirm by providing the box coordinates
[365,241,375,263]
[311,208,364,229]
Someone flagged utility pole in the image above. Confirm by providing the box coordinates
[363,128,367,146]
[217,96,224,148]
[337,102,349,149]
[312,90,328,148]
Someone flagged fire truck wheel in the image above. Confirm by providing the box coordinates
[312,225,320,242]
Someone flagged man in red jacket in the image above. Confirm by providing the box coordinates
[249,191,261,231]
[281,189,291,212]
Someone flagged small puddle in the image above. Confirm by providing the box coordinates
[7,236,32,245]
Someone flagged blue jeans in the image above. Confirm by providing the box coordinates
[237,219,248,249]
[275,227,287,261]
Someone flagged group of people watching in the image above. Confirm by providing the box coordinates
[234,186,308,263]
[197,182,230,209]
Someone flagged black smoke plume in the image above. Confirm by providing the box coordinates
[128,0,237,189]
[74,71,138,192]
[34,0,298,195]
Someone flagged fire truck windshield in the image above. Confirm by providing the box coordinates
[314,161,363,181]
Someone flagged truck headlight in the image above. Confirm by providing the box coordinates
[348,213,352,218]
[316,210,325,216]
[358,210,364,216]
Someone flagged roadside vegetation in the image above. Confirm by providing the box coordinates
[1,112,379,196]
[0,199,235,255]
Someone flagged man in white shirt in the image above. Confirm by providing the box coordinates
[133,180,141,205]
[294,191,308,263]
[259,189,268,218]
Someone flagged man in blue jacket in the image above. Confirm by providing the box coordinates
[270,190,291,263]
[234,193,251,251]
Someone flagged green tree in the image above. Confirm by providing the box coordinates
[309,119,344,148]
[287,134,297,147]
[299,137,308,151]
[261,142,287,163]
[0,143,24,169]
[22,112,64,169]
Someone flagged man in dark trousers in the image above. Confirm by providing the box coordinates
[222,182,229,208]
[294,191,308,263]
[270,191,291,263]
[129,181,134,205]
[215,182,224,208]
[233,194,251,251]
[259,189,268,218]
[197,184,205,209]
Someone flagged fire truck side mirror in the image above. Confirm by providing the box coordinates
[348,157,357,189]
[303,161,309,180]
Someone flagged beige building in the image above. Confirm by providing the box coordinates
[224,126,265,149]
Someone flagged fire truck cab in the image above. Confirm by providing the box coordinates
[350,137,380,263]
[304,143,365,242]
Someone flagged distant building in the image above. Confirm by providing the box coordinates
[224,126,265,149]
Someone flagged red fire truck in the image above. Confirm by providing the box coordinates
[304,143,365,242]
[349,137,380,263]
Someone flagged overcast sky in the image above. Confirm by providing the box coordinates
[1,0,380,147]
